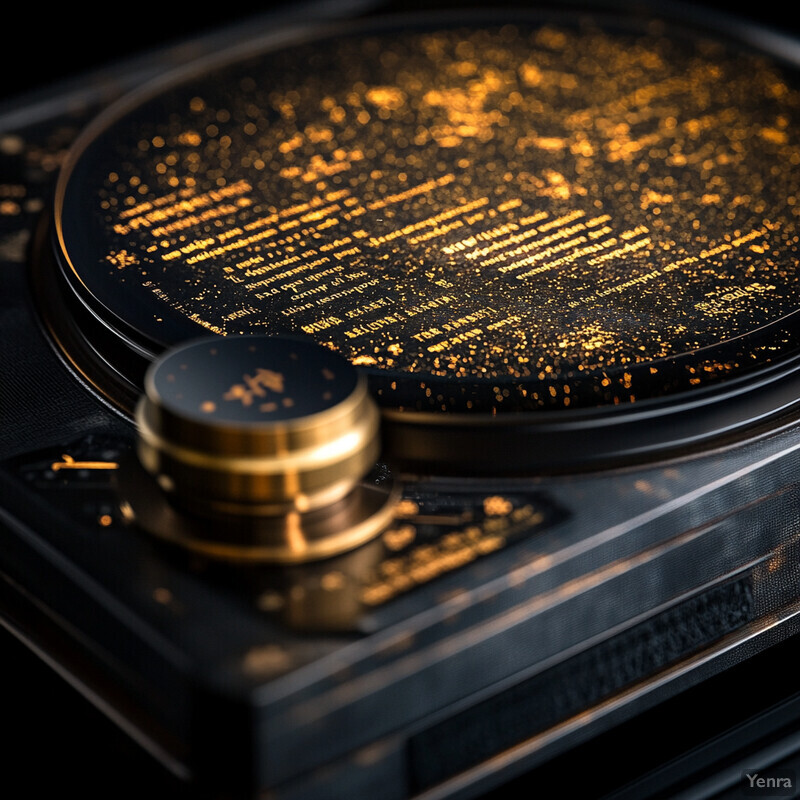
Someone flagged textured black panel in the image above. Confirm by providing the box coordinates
[408,576,754,791]
[0,261,125,460]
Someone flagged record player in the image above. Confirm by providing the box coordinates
[4,1,800,797]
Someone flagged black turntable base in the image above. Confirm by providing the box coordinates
[5,1,800,798]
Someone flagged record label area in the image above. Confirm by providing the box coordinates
[54,17,800,413]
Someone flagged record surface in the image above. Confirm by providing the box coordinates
[49,9,800,467]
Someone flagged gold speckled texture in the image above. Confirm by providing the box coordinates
[60,17,800,410]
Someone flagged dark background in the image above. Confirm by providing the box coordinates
[2,0,800,106]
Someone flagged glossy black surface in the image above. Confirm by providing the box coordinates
[147,335,358,424]
[54,8,800,415]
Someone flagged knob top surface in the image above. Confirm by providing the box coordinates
[146,335,359,428]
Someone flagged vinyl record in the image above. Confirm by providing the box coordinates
[43,8,800,470]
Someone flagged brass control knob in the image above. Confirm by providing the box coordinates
[137,335,378,514]
[125,335,396,562]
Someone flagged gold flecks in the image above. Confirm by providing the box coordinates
[153,587,173,604]
[257,591,285,612]
[74,21,800,413]
[0,135,24,155]
[383,525,417,551]
[320,571,346,590]
[483,495,513,516]
[242,645,291,676]
[395,499,420,517]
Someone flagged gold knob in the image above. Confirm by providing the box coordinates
[136,335,380,516]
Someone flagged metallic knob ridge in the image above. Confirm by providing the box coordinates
[135,335,382,515]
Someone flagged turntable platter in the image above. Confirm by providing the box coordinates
[43,10,800,469]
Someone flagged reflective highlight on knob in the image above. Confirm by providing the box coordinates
[136,335,380,516]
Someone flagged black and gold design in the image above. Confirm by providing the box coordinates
[53,16,800,418]
[6,4,800,799]
[126,335,396,561]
